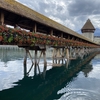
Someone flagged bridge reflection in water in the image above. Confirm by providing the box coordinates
[0,49,99,100]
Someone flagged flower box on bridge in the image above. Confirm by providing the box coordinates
[0,25,99,49]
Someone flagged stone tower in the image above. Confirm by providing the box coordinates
[81,19,95,41]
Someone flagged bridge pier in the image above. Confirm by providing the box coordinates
[68,47,72,58]
[71,47,75,57]
[76,47,84,58]
[18,39,100,76]
[52,47,66,66]
[68,47,76,59]
[68,47,89,59]
[23,48,34,76]
[74,47,81,57]
[23,46,47,76]
[34,49,37,75]
[52,48,61,65]
[84,48,89,55]
[65,47,70,60]
[75,47,95,58]
[42,49,47,68]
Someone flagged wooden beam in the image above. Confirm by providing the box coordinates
[34,49,37,75]
[71,37,75,40]
[50,29,53,36]
[43,50,47,67]
[61,33,63,38]
[0,12,4,25]
[68,35,70,39]
[32,23,37,33]
[23,48,28,76]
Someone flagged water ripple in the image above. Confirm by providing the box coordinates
[57,88,100,100]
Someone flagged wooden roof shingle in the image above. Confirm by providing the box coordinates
[82,19,95,30]
[0,0,98,44]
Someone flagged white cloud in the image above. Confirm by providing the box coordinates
[49,16,64,25]
[64,19,75,29]
[89,15,100,28]
[89,64,100,79]
[16,0,100,32]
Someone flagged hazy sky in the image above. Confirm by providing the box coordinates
[16,0,100,32]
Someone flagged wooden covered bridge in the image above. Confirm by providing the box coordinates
[0,0,100,69]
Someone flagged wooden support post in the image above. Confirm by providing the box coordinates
[77,48,81,57]
[79,47,84,59]
[36,51,43,74]
[0,12,4,25]
[73,47,76,58]
[52,48,56,64]
[37,51,42,65]
[23,48,28,76]
[27,63,34,75]
[71,47,74,58]
[37,64,41,74]
[36,50,47,75]
[43,50,47,68]
[28,50,34,64]
[24,49,35,75]
[50,29,53,36]
[66,48,69,60]
[81,47,85,55]
[34,50,37,75]
[69,47,72,58]
[65,58,69,68]
[84,48,87,56]
[52,48,64,65]
[88,48,90,53]
[75,47,79,57]
[24,48,28,68]
[55,48,58,64]
[57,48,61,64]
[62,48,64,64]
[87,48,89,54]
[33,23,37,33]
[42,63,47,79]
[61,33,63,38]
[34,23,37,33]
[24,65,27,77]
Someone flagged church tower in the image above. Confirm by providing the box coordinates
[81,19,95,41]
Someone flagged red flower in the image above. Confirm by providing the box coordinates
[0,36,3,41]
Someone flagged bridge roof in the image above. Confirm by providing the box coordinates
[0,0,98,44]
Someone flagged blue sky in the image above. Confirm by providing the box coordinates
[16,0,100,32]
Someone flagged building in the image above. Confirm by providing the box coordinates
[81,19,100,44]
[94,36,100,44]
[81,19,95,41]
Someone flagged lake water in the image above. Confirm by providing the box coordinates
[0,46,100,100]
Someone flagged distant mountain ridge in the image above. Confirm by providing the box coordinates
[94,28,100,36]
[77,28,100,36]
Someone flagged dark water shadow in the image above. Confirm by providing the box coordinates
[0,52,99,100]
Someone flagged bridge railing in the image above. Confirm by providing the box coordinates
[0,25,99,48]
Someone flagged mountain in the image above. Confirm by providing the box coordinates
[76,29,82,34]
[94,28,100,36]
[76,28,100,36]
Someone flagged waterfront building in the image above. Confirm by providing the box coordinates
[94,36,100,44]
[81,19,100,44]
[81,19,95,41]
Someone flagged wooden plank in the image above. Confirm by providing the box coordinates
[0,12,4,25]
[52,64,62,67]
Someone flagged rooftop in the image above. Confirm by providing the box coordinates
[81,19,95,30]
[0,0,97,44]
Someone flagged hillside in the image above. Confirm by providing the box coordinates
[94,28,100,36]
